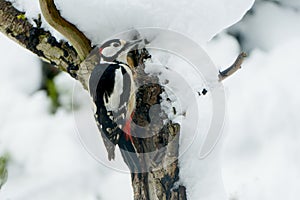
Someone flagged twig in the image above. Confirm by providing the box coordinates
[39,0,92,61]
[218,52,247,81]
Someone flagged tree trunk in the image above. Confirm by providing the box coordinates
[127,49,187,200]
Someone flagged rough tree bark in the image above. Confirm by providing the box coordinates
[0,0,245,199]
[0,1,82,75]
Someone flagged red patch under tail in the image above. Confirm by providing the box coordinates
[123,113,134,142]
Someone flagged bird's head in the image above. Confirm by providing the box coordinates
[99,39,142,63]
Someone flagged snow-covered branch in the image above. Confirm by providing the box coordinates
[39,0,92,61]
[0,0,82,77]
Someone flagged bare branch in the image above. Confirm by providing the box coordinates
[218,52,247,81]
[39,0,92,61]
[0,0,81,75]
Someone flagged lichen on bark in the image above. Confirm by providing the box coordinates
[0,0,81,77]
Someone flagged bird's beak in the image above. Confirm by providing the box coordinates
[124,39,143,51]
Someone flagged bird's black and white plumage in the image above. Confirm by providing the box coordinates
[89,39,142,171]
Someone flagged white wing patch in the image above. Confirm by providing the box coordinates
[104,67,123,111]
[120,63,136,118]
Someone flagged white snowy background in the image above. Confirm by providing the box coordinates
[1,0,300,199]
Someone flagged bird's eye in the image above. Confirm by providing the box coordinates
[113,42,120,47]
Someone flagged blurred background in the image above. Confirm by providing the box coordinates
[1,0,300,199]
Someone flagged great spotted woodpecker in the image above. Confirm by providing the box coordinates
[89,39,142,170]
